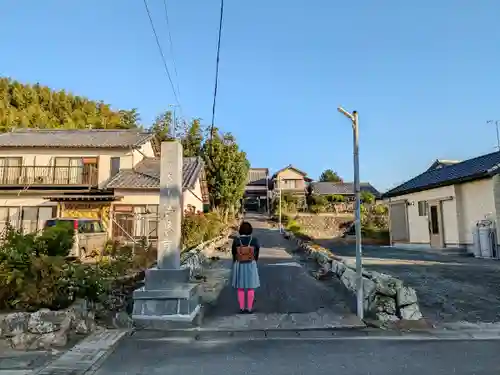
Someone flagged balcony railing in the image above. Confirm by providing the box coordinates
[0,165,98,186]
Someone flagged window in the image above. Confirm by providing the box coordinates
[21,207,38,234]
[0,157,22,184]
[417,201,427,216]
[112,204,159,239]
[53,157,97,185]
[110,157,120,178]
[0,206,55,233]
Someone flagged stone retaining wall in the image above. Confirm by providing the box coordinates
[291,214,353,238]
[284,231,423,322]
[181,230,231,277]
[0,300,96,350]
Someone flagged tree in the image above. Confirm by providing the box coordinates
[0,77,139,131]
[201,128,249,218]
[181,118,204,157]
[319,169,343,182]
[119,109,141,129]
[150,110,185,143]
[360,191,375,204]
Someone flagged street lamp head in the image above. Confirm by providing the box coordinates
[338,106,354,121]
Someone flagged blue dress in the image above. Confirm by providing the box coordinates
[231,235,261,289]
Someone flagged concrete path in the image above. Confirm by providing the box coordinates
[316,239,500,324]
[201,213,363,330]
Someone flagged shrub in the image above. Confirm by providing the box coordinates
[204,211,224,240]
[36,221,75,257]
[181,210,227,250]
[285,219,302,234]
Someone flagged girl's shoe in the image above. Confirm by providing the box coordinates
[239,309,246,314]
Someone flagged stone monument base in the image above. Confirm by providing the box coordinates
[132,267,202,330]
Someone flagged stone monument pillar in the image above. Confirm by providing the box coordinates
[132,141,201,329]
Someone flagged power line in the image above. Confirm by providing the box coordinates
[209,0,224,142]
[143,0,181,109]
[162,0,181,99]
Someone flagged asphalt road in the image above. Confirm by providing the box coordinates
[201,214,361,330]
[94,335,500,375]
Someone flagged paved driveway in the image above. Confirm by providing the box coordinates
[316,240,500,324]
[201,214,363,330]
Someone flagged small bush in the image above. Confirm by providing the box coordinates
[285,219,302,234]
[181,210,227,250]
[36,222,75,257]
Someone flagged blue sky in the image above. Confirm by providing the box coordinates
[2,0,500,191]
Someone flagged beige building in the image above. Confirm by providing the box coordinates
[271,165,312,193]
[0,129,208,242]
[383,154,500,251]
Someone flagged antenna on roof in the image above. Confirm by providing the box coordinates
[487,120,500,151]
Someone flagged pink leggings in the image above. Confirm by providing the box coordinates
[237,288,255,310]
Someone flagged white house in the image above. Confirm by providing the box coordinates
[382,153,500,251]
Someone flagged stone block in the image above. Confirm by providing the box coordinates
[145,268,190,289]
[399,303,423,320]
[396,286,418,307]
[133,284,198,300]
[371,272,403,297]
[0,312,29,338]
[368,294,397,315]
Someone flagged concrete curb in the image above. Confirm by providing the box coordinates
[33,329,130,375]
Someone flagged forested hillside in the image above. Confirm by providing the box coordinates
[0,77,140,131]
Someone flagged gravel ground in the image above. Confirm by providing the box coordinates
[316,240,500,324]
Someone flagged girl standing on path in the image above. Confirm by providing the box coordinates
[231,221,261,314]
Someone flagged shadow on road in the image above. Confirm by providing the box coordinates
[201,220,362,329]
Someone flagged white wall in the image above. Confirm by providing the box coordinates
[455,178,495,245]
[389,178,496,248]
[113,185,203,212]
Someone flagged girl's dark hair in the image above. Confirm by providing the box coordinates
[239,221,253,236]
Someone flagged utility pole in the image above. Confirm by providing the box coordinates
[169,104,179,139]
[338,106,363,320]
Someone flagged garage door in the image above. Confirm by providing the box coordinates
[390,202,409,242]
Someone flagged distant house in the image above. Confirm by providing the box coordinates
[382,151,500,250]
[310,182,381,201]
[0,129,209,244]
[271,165,312,194]
[243,168,269,212]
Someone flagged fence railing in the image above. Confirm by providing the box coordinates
[0,165,98,186]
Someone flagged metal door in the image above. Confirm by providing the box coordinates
[428,202,444,248]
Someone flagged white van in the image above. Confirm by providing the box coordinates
[44,218,108,258]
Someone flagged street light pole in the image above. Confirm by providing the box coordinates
[338,106,364,320]
[278,178,283,233]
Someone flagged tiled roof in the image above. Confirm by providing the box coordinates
[106,157,204,190]
[311,182,381,198]
[247,168,268,186]
[383,151,500,198]
[0,129,153,148]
